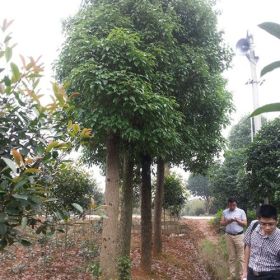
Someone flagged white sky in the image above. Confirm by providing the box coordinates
[1,0,280,186]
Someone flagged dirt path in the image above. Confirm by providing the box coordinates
[182,218,219,244]
[131,218,218,280]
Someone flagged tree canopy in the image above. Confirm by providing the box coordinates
[56,0,233,168]
[246,118,280,207]
[209,115,252,210]
[48,163,103,213]
[163,174,187,218]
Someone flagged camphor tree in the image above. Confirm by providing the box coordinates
[0,20,90,249]
[55,0,232,277]
[187,174,212,214]
[55,1,182,278]
[152,0,232,257]
[246,118,280,208]
[209,115,252,211]
[163,174,187,219]
[48,163,103,214]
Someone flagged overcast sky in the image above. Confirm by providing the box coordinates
[1,0,280,185]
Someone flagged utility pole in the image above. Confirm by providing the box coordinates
[236,33,268,204]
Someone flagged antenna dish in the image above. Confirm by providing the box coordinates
[236,38,250,55]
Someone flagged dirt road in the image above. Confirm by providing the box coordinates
[132,218,216,280]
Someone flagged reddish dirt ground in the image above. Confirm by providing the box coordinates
[131,219,213,280]
[0,218,215,280]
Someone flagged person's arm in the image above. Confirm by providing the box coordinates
[243,221,253,279]
[234,210,247,227]
[220,214,233,226]
[233,217,247,227]
[242,245,250,279]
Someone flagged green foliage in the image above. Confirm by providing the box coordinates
[88,261,102,279]
[246,118,280,207]
[259,22,280,42]
[200,237,229,280]
[163,174,187,218]
[251,103,280,117]
[209,115,252,210]
[56,3,183,160]
[251,21,280,116]
[187,174,213,213]
[247,209,257,224]
[210,209,223,232]
[188,174,211,199]
[117,256,131,280]
[56,0,233,169]
[48,163,103,213]
[182,199,206,216]
[0,21,90,249]
[228,115,251,150]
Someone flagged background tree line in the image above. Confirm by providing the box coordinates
[188,115,280,215]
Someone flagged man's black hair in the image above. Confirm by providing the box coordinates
[258,204,278,220]
[228,198,237,204]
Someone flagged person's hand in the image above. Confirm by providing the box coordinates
[227,218,234,224]
[242,271,247,280]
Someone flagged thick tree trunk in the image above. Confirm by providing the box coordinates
[100,134,120,280]
[140,155,152,273]
[119,152,134,258]
[153,158,165,256]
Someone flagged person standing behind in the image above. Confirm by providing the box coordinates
[221,198,247,280]
[243,204,280,280]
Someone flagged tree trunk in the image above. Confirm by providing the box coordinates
[205,196,211,215]
[153,158,165,256]
[119,152,134,258]
[140,155,152,273]
[100,134,120,280]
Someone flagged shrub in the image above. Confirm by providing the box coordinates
[247,209,257,224]
[117,256,131,280]
[210,209,223,232]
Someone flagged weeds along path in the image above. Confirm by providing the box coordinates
[183,218,229,280]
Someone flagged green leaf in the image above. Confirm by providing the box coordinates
[20,239,32,246]
[45,141,59,153]
[259,22,280,40]
[1,157,17,173]
[5,47,12,62]
[260,61,280,77]
[12,194,28,200]
[71,203,83,213]
[11,62,21,82]
[251,103,280,117]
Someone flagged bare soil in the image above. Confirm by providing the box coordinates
[0,218,216,280]
[131,219,215,280]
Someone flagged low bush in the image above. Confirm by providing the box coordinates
[210,209,223,233]
[247,209,257,224]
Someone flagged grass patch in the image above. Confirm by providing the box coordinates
[200,236,229,280]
